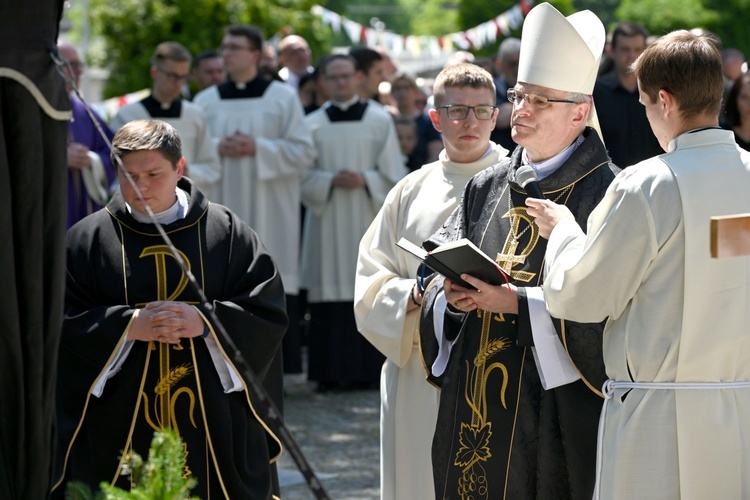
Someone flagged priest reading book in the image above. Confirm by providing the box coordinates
[397,237,509,289]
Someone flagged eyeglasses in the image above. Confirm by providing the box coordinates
[325,72,356,82]
[157,68,189,82]
[219,43,256,53]
[439,104,497,120]
[506,88,579,108]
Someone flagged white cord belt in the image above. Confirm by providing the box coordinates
[594,378,750,499]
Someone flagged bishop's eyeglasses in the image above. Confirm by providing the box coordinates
[506,88,579,109]
[439,104,497,120]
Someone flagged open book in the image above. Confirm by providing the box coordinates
[397,237,510,290]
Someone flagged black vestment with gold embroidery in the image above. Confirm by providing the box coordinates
[54,178,287,499]
[420,128,619,500]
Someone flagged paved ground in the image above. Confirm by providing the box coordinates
[277,373,381,500]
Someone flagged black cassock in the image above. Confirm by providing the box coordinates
[53,179,288,499]
[420,129,619,500]
[0,1,69,498]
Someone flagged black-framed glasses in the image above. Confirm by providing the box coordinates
[324,72,356,82]
[439,104,497,120]
[157,68,189,82]
[507,88,579,108]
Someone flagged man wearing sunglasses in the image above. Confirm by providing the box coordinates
[112,42,220,201]
[417,3,619,499]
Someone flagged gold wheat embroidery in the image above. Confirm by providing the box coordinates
[155,364,193,395]
[474,338,510,366]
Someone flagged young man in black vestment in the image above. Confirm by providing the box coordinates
[418,3,619,499]
[53,120,288,499]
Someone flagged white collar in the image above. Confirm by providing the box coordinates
[127,187,188,224]
[330,95,361,111]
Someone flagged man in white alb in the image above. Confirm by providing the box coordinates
[302,54,406,390]
[194,25,316,377]
[529,29,750,500]
[354,63,507,500]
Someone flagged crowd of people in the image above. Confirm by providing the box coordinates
[43,2,750,499]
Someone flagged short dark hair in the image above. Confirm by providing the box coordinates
[349,47,382,75]
[632,30,724,120]
[320,54,359,75]
[225,24,264,51]
[193,49,220,69]
[610,22,648,49]
[724,74,750,128]
[111,120,182,168]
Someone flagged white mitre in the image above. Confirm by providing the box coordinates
[517,2,606,140]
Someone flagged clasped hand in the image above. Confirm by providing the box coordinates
[219,131,255,158]
[331,170,365,189]
[128,301,205,344]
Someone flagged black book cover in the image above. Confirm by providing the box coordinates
[397,237,509,290]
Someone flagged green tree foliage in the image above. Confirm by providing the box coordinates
[616,0,719,38]
[403,0,459,37]
[324,0,411,35]
[320,0,458,43]
[89,0,330,98]
[699,0,750,57]
[573,0,620,31]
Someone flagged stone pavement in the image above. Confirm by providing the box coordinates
[277,372,381,500]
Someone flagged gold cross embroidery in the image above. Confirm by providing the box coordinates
[495,206,539,283]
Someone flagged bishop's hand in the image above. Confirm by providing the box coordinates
[444,276,518,315]
[525,198,574,239]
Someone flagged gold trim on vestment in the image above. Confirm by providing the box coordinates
[190,335,231,499]
[49,316,135,492]
[113,336,154,484]
[106,204,209,236]
[196,306,284,465]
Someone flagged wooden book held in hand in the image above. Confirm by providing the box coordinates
[397,237,510,290]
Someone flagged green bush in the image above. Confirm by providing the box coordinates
[65,429,199,500]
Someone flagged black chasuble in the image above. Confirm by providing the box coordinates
[54,179,288,499]
[420,128,619,500]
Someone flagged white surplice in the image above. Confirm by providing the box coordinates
[194,82,315,293]
[354,144,507,500]
[544,129,750,500]
[301,101,406,303]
